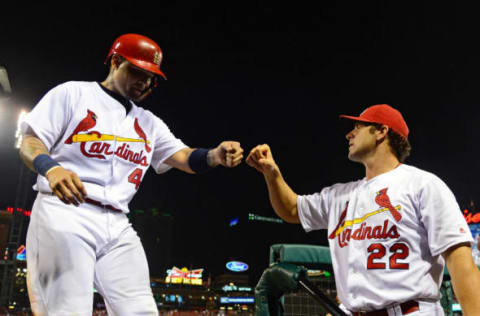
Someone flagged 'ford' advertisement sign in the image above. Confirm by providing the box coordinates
[226,261,249,272]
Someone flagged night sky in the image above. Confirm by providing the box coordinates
[2,3,480,283]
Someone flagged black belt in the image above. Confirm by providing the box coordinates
[41,192,122,212]
[84,198,122,212]
[352,300,419,316]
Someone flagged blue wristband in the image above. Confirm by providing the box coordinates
[188,148,213,174]
[33,154,60,176]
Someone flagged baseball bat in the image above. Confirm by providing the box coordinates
[297,276,348,316]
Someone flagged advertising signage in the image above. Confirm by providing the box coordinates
[464,209,480,224]
[226,261,249,272]
[463,209,480,266]
[220,297,255,304]
[222,285,252,292]
[16,245,26,261]
[165,266,203,286]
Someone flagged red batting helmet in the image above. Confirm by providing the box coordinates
[106,33,167,80]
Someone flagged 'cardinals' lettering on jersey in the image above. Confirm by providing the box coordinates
[297,164,473,312]
[21,81,187,212]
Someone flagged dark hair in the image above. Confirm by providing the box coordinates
[387,129,411,162]
[369,124,411,162]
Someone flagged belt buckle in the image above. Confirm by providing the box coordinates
[356,312,368,316]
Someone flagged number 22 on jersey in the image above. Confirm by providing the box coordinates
[367,242,410,270]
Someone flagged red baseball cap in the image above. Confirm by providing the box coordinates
[340,104,409,138]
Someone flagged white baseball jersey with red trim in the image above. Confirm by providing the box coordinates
[21,81,187,213]
[297,164,473,312]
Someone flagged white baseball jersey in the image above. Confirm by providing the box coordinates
[21,81,187,213]
[297,164,473,312]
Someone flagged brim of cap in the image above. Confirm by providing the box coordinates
[126,57,167,80]
[339,114,377,124]
[340,114,409,138]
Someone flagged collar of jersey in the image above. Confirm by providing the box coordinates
[362,163,404,185]
[97,82,132,114]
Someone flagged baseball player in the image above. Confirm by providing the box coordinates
[18,33,243,315]
[247,104,480,315]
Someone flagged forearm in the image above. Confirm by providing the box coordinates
[450,269,480,315]
[19,135,50,171]
[451,271,480,315]
[164,148,195,173]
[444,244,480,316]
[264,172,299,223]
[166,141,243,174]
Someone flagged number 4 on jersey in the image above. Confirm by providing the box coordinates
[128,168,143,190]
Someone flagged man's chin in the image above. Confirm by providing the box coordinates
[126,91,142,102]
[348,152,360,162]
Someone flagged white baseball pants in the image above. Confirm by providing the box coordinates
[26,192,158,316]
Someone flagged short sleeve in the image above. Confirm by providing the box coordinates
[150,115,187,174]
[21,83,73,150]
[418,176,473,256]
[297,187,332,232]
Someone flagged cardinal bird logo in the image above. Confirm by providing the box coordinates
[375,188,402,222]
[65,109,97,144]
[134,118,151,153]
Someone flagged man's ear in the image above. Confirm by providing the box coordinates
[376,125,389,142]
[110,54,124,70]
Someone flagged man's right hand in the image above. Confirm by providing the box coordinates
[246,144,300,224]
[46,167,87,206]
[246,144,280,179]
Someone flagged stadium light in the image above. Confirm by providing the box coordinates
[15,110,27,149]
[0,66,12,95]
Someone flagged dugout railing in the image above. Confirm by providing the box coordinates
[255,244,347,316]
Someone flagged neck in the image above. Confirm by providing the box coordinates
[362,150,400,180]
[101,76,119,95]
[98,80,132,114]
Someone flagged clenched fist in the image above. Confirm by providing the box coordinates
[208,141,244,168]
[246,144,280,179]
